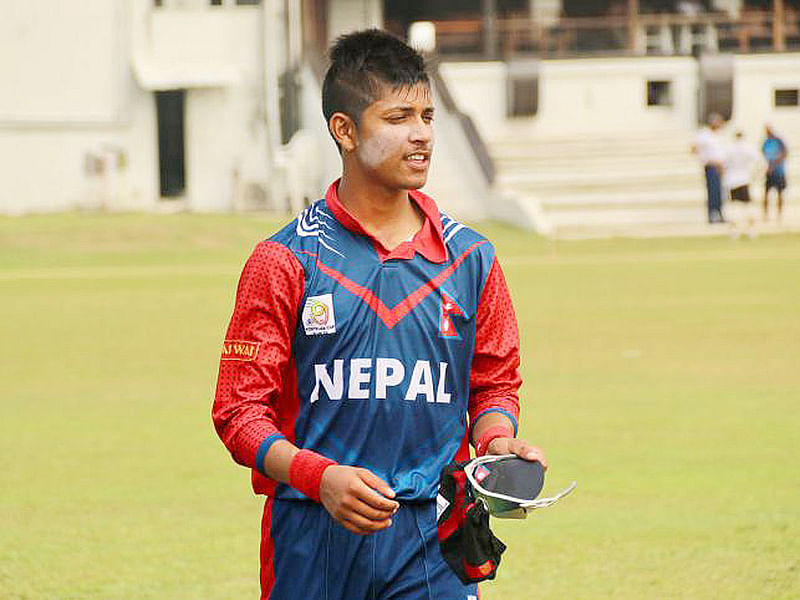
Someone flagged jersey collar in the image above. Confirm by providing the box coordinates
[324,179,448,264]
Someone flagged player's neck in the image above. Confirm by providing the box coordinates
[337,173,424,251]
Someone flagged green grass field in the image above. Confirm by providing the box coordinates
[1,214,798,600]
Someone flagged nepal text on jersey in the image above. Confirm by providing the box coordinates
[310,358,453,404]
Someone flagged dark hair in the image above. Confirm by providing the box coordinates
[322,29,429,140]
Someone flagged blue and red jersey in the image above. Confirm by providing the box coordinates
[213,181,522,501]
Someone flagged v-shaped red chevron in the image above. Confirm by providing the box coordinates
[315,240,487,329]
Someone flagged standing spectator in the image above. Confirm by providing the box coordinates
[762,125,789,222]
[692,113,726,223]
[724,131,760,239]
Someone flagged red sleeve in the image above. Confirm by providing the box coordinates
[212,240,304,470]
[468,258,522,439]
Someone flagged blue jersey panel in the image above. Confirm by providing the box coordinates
[271,200,495,500]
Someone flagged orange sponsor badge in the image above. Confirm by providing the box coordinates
[221,340,260,361]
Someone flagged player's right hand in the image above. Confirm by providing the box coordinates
[319,465,399,535]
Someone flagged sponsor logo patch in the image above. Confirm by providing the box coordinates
[221,340,260,361]
[303,293,336,335]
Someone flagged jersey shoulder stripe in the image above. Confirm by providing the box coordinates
[441,213,467,244]
[269,199,344,269]
[440,212,496,299]
[440,212,494,259]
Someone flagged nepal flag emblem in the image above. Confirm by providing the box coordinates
[439,291,466,339]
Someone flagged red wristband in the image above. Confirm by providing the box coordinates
[475,425,514,457]
[288,449,337,501]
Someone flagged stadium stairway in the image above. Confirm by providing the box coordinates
[488,131,800,239]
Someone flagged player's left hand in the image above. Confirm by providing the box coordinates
[487,437,547,469]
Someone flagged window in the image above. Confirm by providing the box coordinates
[508,79,538,117]
[774,89,799,107]
[647,80,672,106]
[506,60,539,117]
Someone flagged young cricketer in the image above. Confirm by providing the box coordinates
[213,29,546,600]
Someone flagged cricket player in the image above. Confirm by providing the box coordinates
[762,125,789,222]
[213,29,546,600]
[724,131,760,238]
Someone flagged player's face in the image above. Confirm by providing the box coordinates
[353,82,434,190]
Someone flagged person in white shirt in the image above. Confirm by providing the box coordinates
[724,131,761,238]
[691,113,726,223]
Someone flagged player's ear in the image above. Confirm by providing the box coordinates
[329,112,357,153]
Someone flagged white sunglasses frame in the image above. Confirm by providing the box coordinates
[464,454,577,519]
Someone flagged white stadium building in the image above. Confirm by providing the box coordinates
[2,0,799,236]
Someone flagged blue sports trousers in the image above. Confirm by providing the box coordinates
[704,165,724,222]
[261,498,479,600]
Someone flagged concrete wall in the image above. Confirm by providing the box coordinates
[0,86,159,215]
[440,53,800,143]
[1,0,271,215]
[147,7,261,71]
[535,57,698,137]
[440,57,698,141]
[0,0,155,214]
[730,53,800,142]
[0,1,127,124]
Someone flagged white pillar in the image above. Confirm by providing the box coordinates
[530,0,561,27]
[287,0,302,66]
[327,0,382,43]
[263,0,283,155]
[712,0,742,19]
